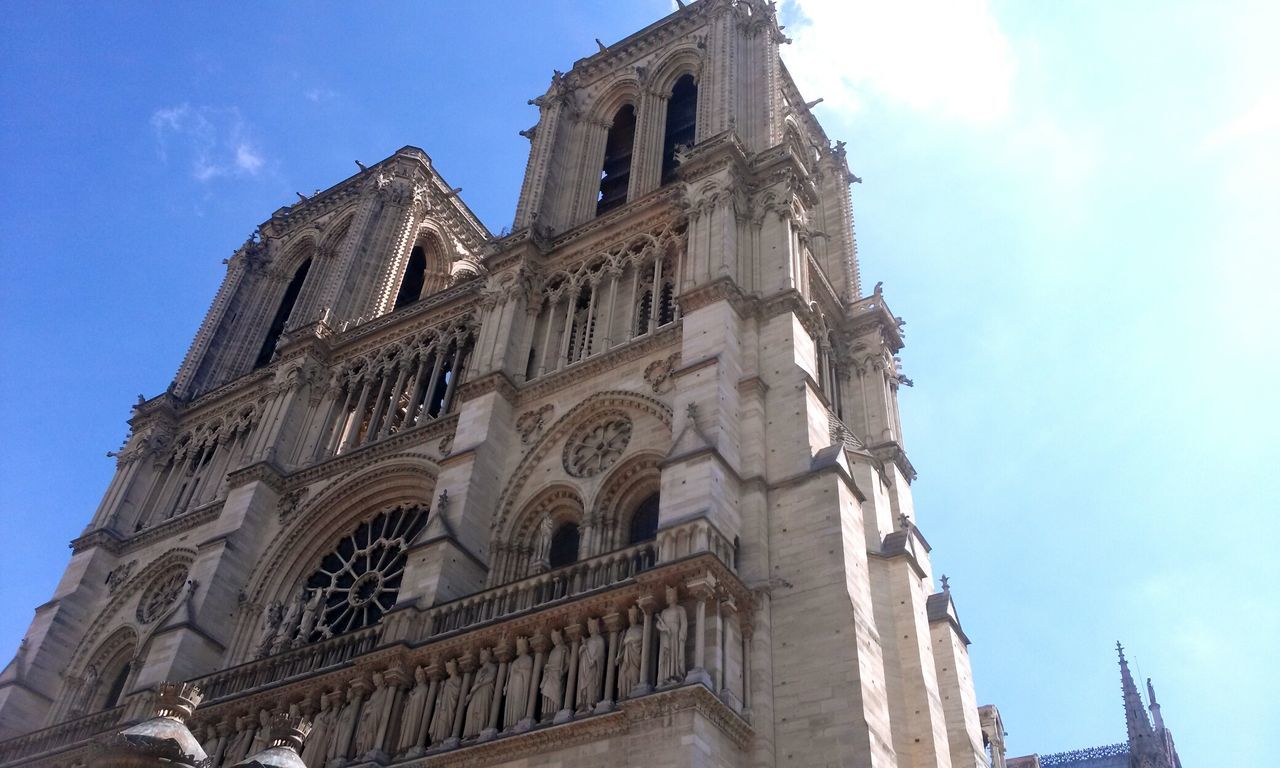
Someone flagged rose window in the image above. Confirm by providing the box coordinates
[564,415,632,477]
[137,566,188,623]
[302,505,428,640]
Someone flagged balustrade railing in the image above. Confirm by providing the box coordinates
[0,703,126,763]
[193,624,382,703]
[424,540,658,638]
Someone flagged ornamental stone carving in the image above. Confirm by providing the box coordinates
[563,415,632,478]
[105,560,137,594]
[516,404,554,444]
[136,566,189,623]
[643,353,680,394]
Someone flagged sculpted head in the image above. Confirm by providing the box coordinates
[479,647,493,664]
[446,657,459,675]
[517,635,530,655]
[628,605,639,624]
[372,671,385,687]
[587,617,600,635]
[414,665,428,684]
[551,628,564,646]
[665,585,679,605]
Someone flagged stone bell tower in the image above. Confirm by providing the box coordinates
[0,2,991,767]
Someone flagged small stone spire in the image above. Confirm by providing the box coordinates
[1117,643,1168,768]
[1146,677,1166,731]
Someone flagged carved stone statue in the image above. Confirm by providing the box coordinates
[295,587,324,644]
[223,714,256,764]
[247,708,272,754]
[273,590,304,653]
[655,585,688,685]
[397,666,431,754]
[463,648,496,738]
[254,601,283,658]
[531,513,553,571]
[354,672,389,756]
[503,636,533,726]
[300,692,335,768]
[576,618,605,711]
[617,605,644,697]
[539,629,567,718]
[428,658,461,745]
[330,685,364,763]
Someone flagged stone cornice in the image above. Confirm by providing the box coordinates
[547,186,684,254]
[565,2,709,88]
[329,283,482,365]
[226,460,287,493]
[71,503,223,556]
[456,371,519,404]
[518,325,680,403]
[678,276,752,317]
[283,414,457,490]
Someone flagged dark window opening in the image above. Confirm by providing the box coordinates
[658,279,676,326]
[103,663,130,709]
[597,105,637,216]
[636,288,653,336]
[628,493,660,545]
[661,75,698,183]
[549,522,580,569]
[254,258,311,369]
[394,246,428,310]
[566,287,594,363]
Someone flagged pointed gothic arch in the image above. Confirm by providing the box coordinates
[228,455,437,664]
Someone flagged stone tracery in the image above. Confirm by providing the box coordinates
[563,415,632,478]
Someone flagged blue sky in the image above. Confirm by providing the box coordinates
[1,1,1276,763]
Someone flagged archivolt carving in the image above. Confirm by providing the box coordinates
[231,455,436,662]
[591,451,663,551]
[65,547,198,675]
[493,390,671,536]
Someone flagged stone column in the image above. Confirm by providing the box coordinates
[521,633,547,731]
[687,576,714,688]
[447,655,475,747]
[600,612,623,711]
[556,623,582,724]
[485,643,511,739]
[634,594,656,696]
[414,663,443,755]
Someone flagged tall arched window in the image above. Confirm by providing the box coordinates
[628,493,660,545]
[102,663,131,709]
[597,105,637,216]
[661,75,698,184]
[394,245,428,310]
[549,522,581,569]
[254,258,311,369]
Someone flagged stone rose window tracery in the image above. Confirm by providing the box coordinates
[564,415,633,478]
[303,505,428,641]
[136,566,189,623]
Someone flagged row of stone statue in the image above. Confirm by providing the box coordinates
[254,586,328,659]
[202,587,690,767]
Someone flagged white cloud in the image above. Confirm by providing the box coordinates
[304,86,338,104]
[149,104,267,182]
[779,0,1015,124]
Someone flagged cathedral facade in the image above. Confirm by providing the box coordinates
[0,2,992,766]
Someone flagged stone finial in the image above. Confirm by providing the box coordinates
[156,681,204,721]
[940,574,950,593]
[269,712,312,752]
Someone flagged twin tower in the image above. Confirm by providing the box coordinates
[0,2,994,767]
